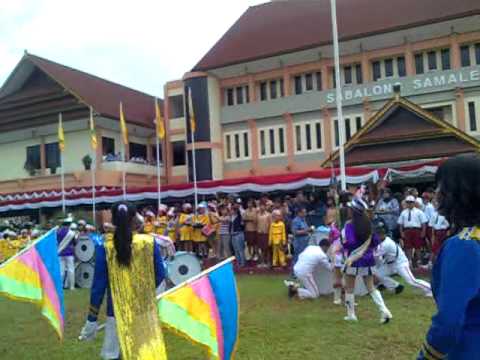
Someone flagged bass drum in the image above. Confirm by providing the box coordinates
[75,236,95,263]
[166,252,202,286]
[76,262,95,289]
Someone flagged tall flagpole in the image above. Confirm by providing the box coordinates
[189,88,199,212]
[156,130,162,211]
[59,113,66,215]
[330,0,347,191]
[122,147,127,200]
[90,107,96,227]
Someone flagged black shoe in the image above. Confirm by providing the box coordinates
[288,285,298,299]
[377,284,386,292]
[395,284,405,295]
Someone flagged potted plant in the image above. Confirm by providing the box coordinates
[82,154,93,170]
[23,160,36,176]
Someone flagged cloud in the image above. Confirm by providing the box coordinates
[0,0,266,97]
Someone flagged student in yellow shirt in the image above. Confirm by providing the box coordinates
[178,203,193,253]
[165,208,177,243]
[155,205,168,236]
[269,209,287,267]
[143,211,155,234]
[193,203,210,258]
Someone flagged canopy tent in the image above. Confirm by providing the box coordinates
[0,161,442,212]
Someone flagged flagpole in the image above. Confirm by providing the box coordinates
[59,113,66,215]
[90,107,96,227]
[122,147,127,200]
[330,0,347,191]
[156,133,162,211]
[190,115,198,213]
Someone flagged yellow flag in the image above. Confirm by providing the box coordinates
[155,98,165,140]
[188,88,196,133]
[119,102,128,145]
[58,113,65,152]
[89,107,97,150]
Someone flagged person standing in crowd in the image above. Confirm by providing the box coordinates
[244,199,258,261]
[374,221,432,297]
[291,208,311,266]
[192,204,210,258]
[307,194,327,228]
[329,224,344,305]
[57,217,77,291]
[230,199,246,267]
[429,198,450,262]
[269,209,287,268]
[208,202,220,259]
[256,203,272,267]
[398,195,428,268]
[324,197,338,226]
[217,205,231,260]
[143,211,155,234]
[80,202,166,359]
[155,205,168,236]
[285,239,332,300]
[375,188,400,239]
[178,203,194,253]
[165,208,177,242]
[342,198,392,324]
[418,154,480,360]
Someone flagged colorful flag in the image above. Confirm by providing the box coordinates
[187,88,196,133]
[158,258,239,360]
[119,102,128,145]
[89,107,97,150]
[58,113,65,152]
[155,98,165,140]
[0,229,65,339]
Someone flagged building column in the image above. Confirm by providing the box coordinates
[248,75,256,103]
[284,113,295,171]
[363,98,373,122]
[321,63,329,90]
[40,136,46,175]
[405,42,415,76]
[450,33,461,70]
[322,107,333,159]
[283,67,291,96]
[455,88,466,132]
[361,52,371,84]
[248,119,259,175]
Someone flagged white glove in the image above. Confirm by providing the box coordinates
[79,320,99,341]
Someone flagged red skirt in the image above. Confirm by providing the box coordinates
[403,228,424,250]
[432,229,448,255]
[245,231,257,246]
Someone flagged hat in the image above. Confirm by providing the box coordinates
[183,203,192,210]
[167,207,176,217]
[272,209,282,216]
[198,203,207,209]
[235,198,243,204]
[405,195,415,203]
[145,211,155,217]
[62,216,74,225]
[78,220,87,226]
[158,204,168,212]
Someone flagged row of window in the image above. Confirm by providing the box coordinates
[460,43,480,68]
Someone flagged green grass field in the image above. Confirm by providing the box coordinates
[0,274,435,360]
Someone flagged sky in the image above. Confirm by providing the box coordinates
[0,0,266,97]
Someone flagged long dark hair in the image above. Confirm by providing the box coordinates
[436,154,480,230]
[111,202,137,267]
[352,209,372,243]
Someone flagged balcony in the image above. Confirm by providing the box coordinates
[101,161,163,176]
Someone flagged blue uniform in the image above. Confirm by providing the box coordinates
[418,228,480,359]
[87,239,165,321]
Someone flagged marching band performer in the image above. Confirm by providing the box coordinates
[178,203,194,253]
[57,217,77,291]
[80,202,166,360]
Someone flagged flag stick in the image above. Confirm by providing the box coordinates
[156,132,162,211]
[90,107,96,227]
[59,113,66,215]
[330,0,347,191]
[122,148,127,200]
[157,257,235,300]
[190,127,198,212]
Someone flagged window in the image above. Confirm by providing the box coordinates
[415,54,424,74]
[294,121,323,154]
[260,82,267,101]
[168,95,185,118]
[334,120,339,147]
[345,118,351,141]
[461,45,471,67]
[397,57,406,77]
[315,123,322,149]
[129,142,147,160]
[427,51,437,71]
[245,85,250,103]
[151,144,162,164]
[26,145,41,170]
[384,59,393,77]
[332,115,363,148]
[102,137,115,156]
[226,89,234,106]
[331,68,337,88]
[172,141,186,166]
[236,87,244,105]
[305,124,312,150]
[224,131,250,161]
[372,61,381,81]
[279,79,284,97]
[316,72,322,91]
[476,44,480,65]
[243,132,249,157]
[305,73,313,91]
[258,126,286,158]
[226,135,232,159]
[295,125,302,152]
[234,133,240,158]
[294,76,302,95]
[468,102,477,132]
[441,49,451,70]
[355,116,362,131]
[45,142,60,169]
[270,80,277,99]
[355,64,363,84]
[344,66,352,84]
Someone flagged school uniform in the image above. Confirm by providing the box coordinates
[429,212,450,255]
[397,207,428,249]
[178,213,193,242]
[155,216,168,236]
[269,221,287,267]
[293,245,332,299]
[374,236,432,296]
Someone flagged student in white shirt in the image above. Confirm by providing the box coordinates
[397,195,428,267]
[284,239,332,300]
[429,201,450,259]
[374,222,432,297]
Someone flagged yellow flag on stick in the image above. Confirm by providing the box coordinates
[155,98,165,140]
[89,107,97,150]
[119,102,128,145]
[187,88,196,133]
[58,113,65,152]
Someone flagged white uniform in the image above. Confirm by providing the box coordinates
[294,245,332,299]
[397,208,428,229]
[429,211,449,230]
[423,202,436,223]
[374,237,432,296]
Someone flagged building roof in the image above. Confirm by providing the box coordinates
[193,0,480,71]
[322,95,480,167]
[0,53,162,127]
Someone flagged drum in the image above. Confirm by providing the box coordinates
[75,236,95,263]
[166,252,202,286]
[75,262,95,288]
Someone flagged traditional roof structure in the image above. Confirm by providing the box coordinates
[193,0,480,71]
[0,53,162,129]
[322,95,480,167]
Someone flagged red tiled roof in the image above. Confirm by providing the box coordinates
[193,0,480,71]
[26,54,162,127]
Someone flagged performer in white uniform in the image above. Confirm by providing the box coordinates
[284,239,332,300]
[374,222,432,297]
